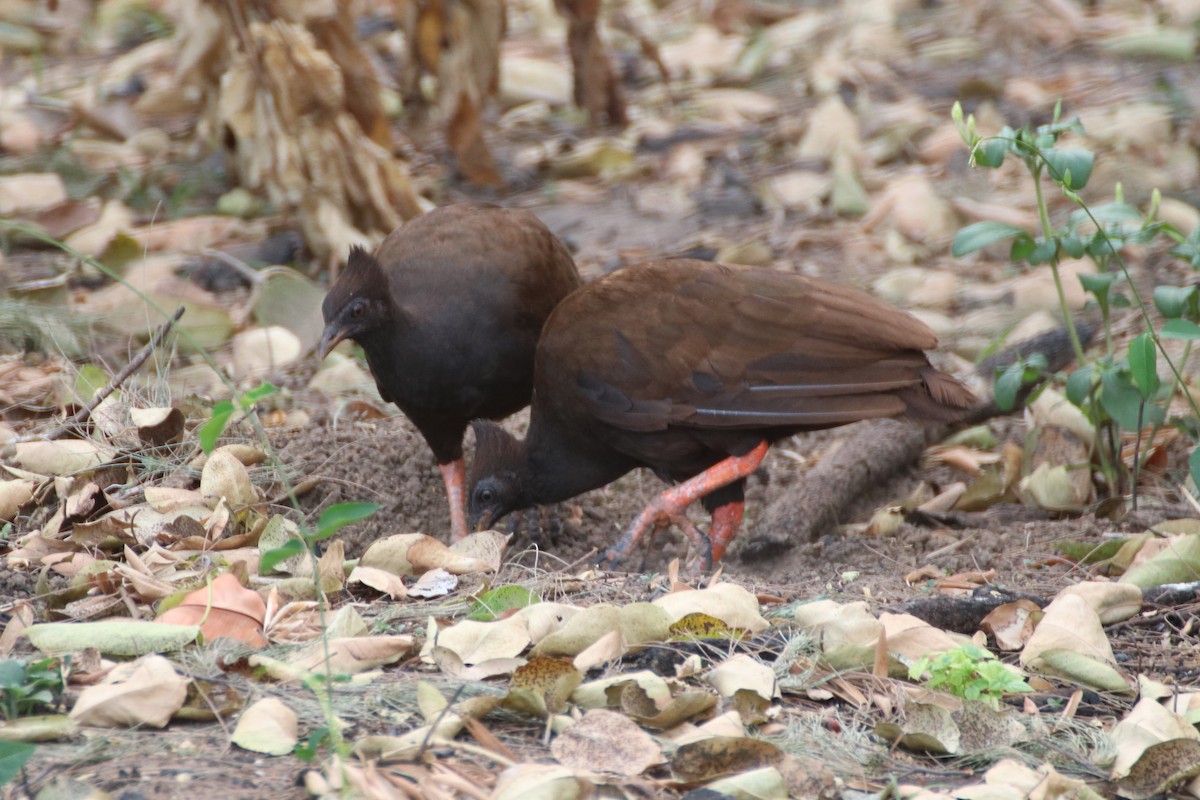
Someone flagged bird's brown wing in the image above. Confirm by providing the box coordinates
[543,260,972,433]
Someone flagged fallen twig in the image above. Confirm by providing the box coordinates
[31,306,186,442]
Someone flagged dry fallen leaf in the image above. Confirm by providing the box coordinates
[69,654,188,728]
[231,697,298,756]
[549,708,665,776]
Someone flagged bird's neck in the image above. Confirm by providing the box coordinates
[520,422,631,507]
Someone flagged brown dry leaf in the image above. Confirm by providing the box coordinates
[670,735,785,783]
[980,600,1042,651]
[1110,697,1200,779]
[290,635,416,675]
[652,581,768,632]
[127,407,184,447]
[550,709,663,776]
[69,654,188,728]
[0,601,35,656]
[534,602,670,657]
[617,680,717,729]
[504,656,583,717]
[0,173,67,215]
[0,478,34,521]
[706,653,779,703]
[422,615,531,666]
[409,567,458,598]
[1116,739,1200,800]
[346,565,409,599]
[229,327,303,379]
[231,697,298,756]
[199,449,258,510]
[361,533,493,576]
[1056,581,1143,625]
[1020,594,1130,694]
[571,629,626,671]
[490,764,583,800]
[12,440,113,476]
[156,571,268,648]
[878,613,963,664]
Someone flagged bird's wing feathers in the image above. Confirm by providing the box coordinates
[550,260,966,433]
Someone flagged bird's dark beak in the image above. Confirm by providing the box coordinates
[318,326,348,360]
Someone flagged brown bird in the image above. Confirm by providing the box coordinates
[468,259,975,568]
[319,203,581,541]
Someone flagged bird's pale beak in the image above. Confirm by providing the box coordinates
[471,511,493,533]
[318,326,348,360]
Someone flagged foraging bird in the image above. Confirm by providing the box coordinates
[319,203,582,541]
[468,259,975,568]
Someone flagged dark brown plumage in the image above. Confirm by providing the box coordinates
[319,203,581,540]
[468,258,976,568]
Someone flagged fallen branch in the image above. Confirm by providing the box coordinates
[740,322,1096,564]
[34,306,186,442]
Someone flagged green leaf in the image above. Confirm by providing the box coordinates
[239,382,278,408]
[1128,334,1159,399]
[1100,369,1162,430]
[1043,147,1093,189]
[1010,234,1036,262]
[994,362,1024,412]
[468,585,541,621]
[1078,272,1116,299]
[952,221,1029,257]
[975,138,1007,168]
[1065,365,1096,407]
[197,401,234,454]
[1154,285,1198,319]
[260,540,306,574]
[1161,319,1200,340]
[1028,238,1058,265]
[315,502,381,541]
[1059,235,1085,258]
[1191,446,1200,493]
[0,741,35,786]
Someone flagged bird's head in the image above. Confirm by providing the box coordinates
[468,420,530,531]
[319,246,393,358]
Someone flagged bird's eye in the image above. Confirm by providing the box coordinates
[478,488,495,504]
[350,300,367,318]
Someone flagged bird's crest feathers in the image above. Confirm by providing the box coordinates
[469,420,524,486]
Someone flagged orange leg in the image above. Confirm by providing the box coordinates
[601,440,768,570]
[707,499,746,564]
[439,459,469,542]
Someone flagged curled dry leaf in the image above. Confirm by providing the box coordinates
[616,680,718,729]
[421,615,531,666]
[980,599,1042,651]
[490,764,583,800]
[360,533,495,576]
[69,654,188,728]
[13,440,113,476]
[706,653,779,702]
[409,567,458,598]
[534,602,671,658]
[229,326,304,379]
[199,449,258,510]
[652,581,768,632]
[155,571,268,648]
[290,635,416,675]
[1110,697,1200,779]
[504,656,583,717]
[1020,594,1130,694]
[1056,581,1142,625]
[0,478,34,521]
[549,709,665,776]
[129,407,184,447]
[347,565,409,599]
[231,697,298,756]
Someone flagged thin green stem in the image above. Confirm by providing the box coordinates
[1031,168,1088,366]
